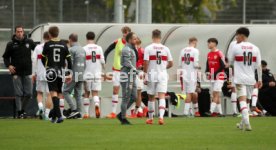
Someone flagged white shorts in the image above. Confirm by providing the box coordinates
[183,81,197,94]
[85,81,101,91]
[236,84,254,99]
[112,71,120,86]
[147,81,167,95]
[36,80,49,93]
[210,80,224,92]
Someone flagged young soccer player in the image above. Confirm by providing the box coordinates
[228,27,262,131]
[179,37,200,117]
[104,26,132,118]
[42,26,72,123]
[32,31,52,120]
[83,31,105,119]
[143,29,173,125]
[205,38,225,117]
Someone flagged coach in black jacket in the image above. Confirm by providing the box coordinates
[2,25,36,118]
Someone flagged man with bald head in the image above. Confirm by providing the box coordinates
[63,33,86,119]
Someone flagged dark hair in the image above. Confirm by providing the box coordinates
[189,37,197,43]
[121,26,131,34]
[43,31,49,40]
[207,38,218,45]
[86,31,95,40]
[136,37,142,45]
[152,29,161,39]
[261,60,267,66]
[69,33,78,42]
[14,25,24,32]
[48,26,59,38]
[126,32,134,42]
[61,39,69,44]
[236,27,250,37]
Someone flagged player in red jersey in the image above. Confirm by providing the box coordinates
[205,38,225,117]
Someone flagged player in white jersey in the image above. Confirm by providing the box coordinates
[83,32,105,118]
[143,29,173,125]
[32,31,52,120]
[179,37,200,117]
[228,27,262,131]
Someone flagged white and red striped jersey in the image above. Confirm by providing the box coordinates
[32,43,47,81]
[83,44,105,80]
[228,41,261,85]
[144,43,173,82]
[179,47,199,82]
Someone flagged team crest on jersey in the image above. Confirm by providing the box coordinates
[26,43,29,48]
[214,55,217,59]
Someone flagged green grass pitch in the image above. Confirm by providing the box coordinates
[0,117,276,150]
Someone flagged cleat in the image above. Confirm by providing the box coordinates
[146,119,153,125]
[37,110,44,120]
[211,112,218,117]
[194,112,201,117]
[51,117,57,123]
[204,112,212,117]
[121,119,132,125]
[67,111,80,119]
[217,113,225,117]
[56,117,64,123]
[83,114,89,119]
[95,106,101,118]
[158,118,164,125]
[106,112,116,119]
[245,124,252,131]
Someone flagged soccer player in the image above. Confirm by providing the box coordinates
[32,31,52,120]
[205,38,225,117]
[179,37,200,117]
[42,26,72,123]
[117,32,138,125]
[62,33,86,119]
[83,31,105,119]
[143,29,173,125]
[104,26,131,118]
[228,27,262,131]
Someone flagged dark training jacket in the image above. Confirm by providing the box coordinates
[2,35,36,76]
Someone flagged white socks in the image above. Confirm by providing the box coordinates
[45,108,50,118]
[240,101,250,125]
[231,92,237,114]
[210,102,217,113]
[111,95,118,113]
[60,99,65,116]
[217,104,223,114]
[251,88,258,107]
[184,102,191,115]
[93,96,100,107]
[38,102,44,110]
[159,99,166,119]
[148,101,155,119]
[83,98,90,115]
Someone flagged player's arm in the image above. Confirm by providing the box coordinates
[104,41,116,62]
[2,42,12,68]
[166,49,173,69]
[41,44,48,67]
[194,50,200,69]
[256,48,262,88]
[178,51,182,68]
[31,47,38,76]
[205,60,209,73]
[100,47,106,70]
[65,49,72,70]
[214,54,226,77]
[121,48,136,71]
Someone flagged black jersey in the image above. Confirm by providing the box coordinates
[42,39,72,72]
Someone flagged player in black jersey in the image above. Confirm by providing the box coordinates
[42,26,72,123]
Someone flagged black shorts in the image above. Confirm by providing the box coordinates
[47,77,63,93]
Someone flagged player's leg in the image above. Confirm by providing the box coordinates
[36,90,44,119]
[192,92,200,117]
[183,81,191,116]
[107,71,120,118]
[236,84,251,131]
[250,84,261,115]
[157,81,167,125]
[231,86,238,116]
[44,92,52,120]
[146,82,156,124]
[63,81,79,119]
[92,90,100,118]
[83,81,91,118]
[133,76,143,117]
[22,75,33,118]
[208,82,217,115]
[74,81,84,118]
[213,80,224,116]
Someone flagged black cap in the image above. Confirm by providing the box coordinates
[261,60,267,66]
